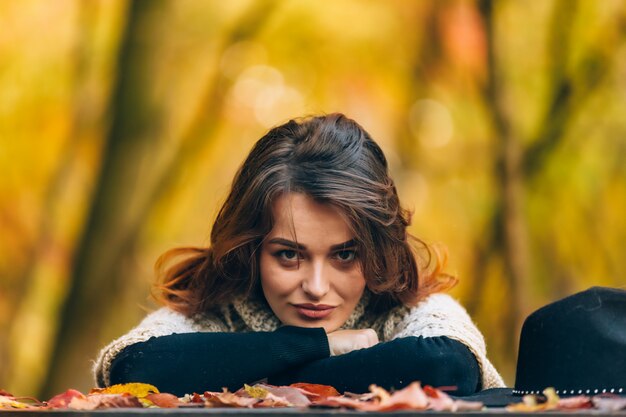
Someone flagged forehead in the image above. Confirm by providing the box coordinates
[268,193,353,242]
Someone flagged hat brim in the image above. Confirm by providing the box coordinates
[454,388,626,408]
[452,388,522,408]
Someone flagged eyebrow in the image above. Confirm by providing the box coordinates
[266,238,356,251]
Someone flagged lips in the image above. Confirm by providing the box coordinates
[293,303,336,319]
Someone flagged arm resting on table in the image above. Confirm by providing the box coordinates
[269,336,481,395]
[108,326,329,396]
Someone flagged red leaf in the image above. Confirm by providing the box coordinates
[290,383,340,400]
[47,389,86,409]
[191,393,204,403]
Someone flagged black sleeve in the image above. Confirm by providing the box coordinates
[108,326,329,396]
[268,336,481,396]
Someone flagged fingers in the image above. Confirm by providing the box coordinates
[327,329,379,356]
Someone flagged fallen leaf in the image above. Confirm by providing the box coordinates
[68,393,143,410]
[315,383,429,411]
[254,384,310,407]
[374,382,429,411]
[423,386,455,411]
[203,390,259,408]
[557,395,592,409]
[593,395,626,411]
[90,382,159,397]
[314,395,373,410]
[243,384,269,399]
[369,385,392,403]
[254,394,293,408]
[47,389,86,409]
[290,383,340,400]
[506,387,560,412]
[0,395,32,409]
[145,393,185,408]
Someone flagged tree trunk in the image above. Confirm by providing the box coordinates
[40,0,279,397]
[478,0,530,356]
[40,0,167,397]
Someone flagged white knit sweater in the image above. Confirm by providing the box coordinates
[94,291,505,390]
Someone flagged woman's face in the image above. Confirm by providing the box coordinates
[260,193,366,333]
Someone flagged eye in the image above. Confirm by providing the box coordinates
[280,250,298,260]
[275,250,302,261]
[334,250,356,262]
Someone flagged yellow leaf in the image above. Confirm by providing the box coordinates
[0,396,30,409]
[543,387,560,408]
[90,383,159,398]
[244,384,268,399]
[139,397,157,408]
[505,387,560,412]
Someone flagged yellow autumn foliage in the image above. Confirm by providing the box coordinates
[90,383,159,398]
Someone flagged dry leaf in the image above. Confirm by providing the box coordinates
[314,395,373,410]
[374,382,429,411]
[0,395,31,409]
[145,393,185,408]
[203,389,259,408]
[289,382,340,400]
[369,385,392,403]
[254,384,310,407]
[557,395,592,409]
[592,396,626,411]
[90,382,159,397]
[46,389,86,409]
[243,384,269,399]
[68,393,143,410]
[506,387,560,412]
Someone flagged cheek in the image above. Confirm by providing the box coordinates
[259,251,271,284]
[337,270,367,301]
[259,252,292,298]
[259,252,276,292]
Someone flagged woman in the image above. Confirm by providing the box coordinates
[94,113,504,397]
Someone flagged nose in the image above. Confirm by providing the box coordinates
[302,261,330,299]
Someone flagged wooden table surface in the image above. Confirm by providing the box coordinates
[2,409,626,417]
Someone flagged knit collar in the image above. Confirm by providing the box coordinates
[232,289,372,332]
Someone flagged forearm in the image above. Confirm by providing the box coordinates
[268,336,481,395]
[108,326,329,396]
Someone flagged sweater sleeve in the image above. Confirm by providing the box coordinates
[384,294,506,390]
[268,336,480,396]
[108,326,330,396]
[94,307,228,387]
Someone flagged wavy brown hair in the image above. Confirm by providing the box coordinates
[155,113,456,316]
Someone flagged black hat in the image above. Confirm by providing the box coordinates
[459,286,626,407]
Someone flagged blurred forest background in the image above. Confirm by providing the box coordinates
[1,0,626,398]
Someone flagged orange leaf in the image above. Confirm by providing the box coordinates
[289,383,340,399]
[145,393,184,408]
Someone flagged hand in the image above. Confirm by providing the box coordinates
[326,328,379,356]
